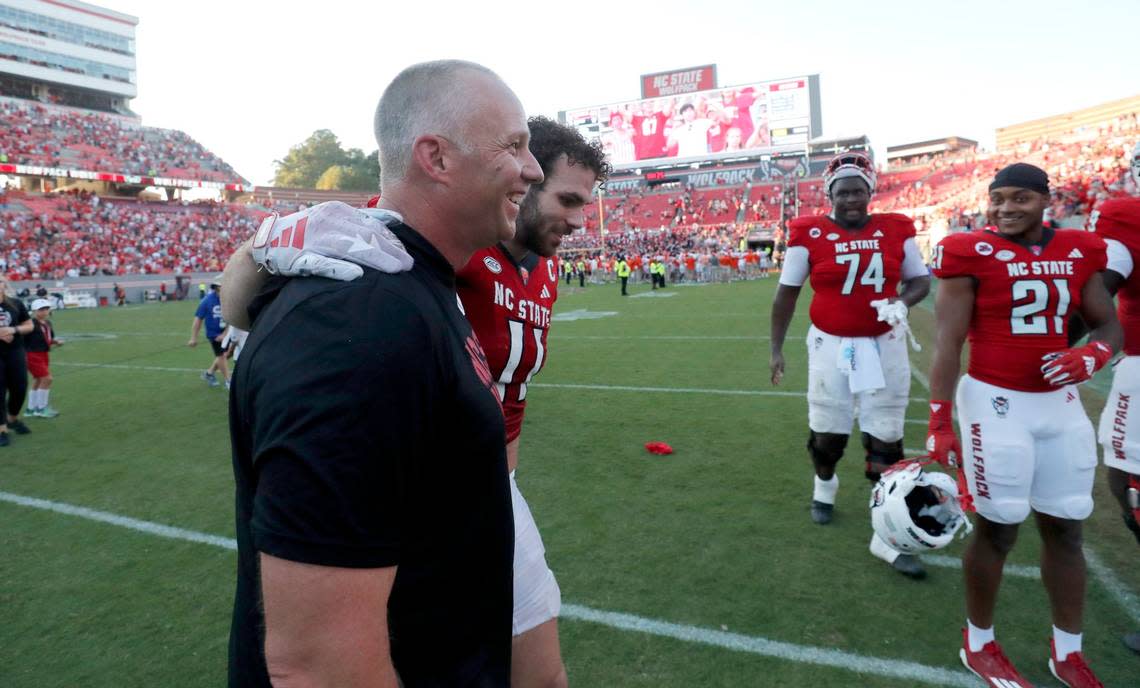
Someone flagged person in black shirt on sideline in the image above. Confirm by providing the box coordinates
[0,277,33,445]
[227,60,543,688]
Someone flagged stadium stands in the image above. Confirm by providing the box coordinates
[0,98,245,184]
[0,189,262,279]
[0,110,1135,282]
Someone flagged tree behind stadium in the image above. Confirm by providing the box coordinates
[273,129,380,191]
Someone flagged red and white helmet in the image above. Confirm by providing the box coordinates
[823,151,877,195]
[870,461,972,554]
[1130,140,1140,190]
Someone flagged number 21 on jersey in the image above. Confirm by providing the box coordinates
[835,252,885,295]
[1010,279,1070,335]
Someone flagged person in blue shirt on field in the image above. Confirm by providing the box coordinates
[188,275,229,389]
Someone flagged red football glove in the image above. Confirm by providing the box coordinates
[1040,340,1113,386]
[925,400,961,468]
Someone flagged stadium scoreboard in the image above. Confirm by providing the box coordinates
[560,72,821,170]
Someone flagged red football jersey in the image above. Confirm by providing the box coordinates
[632,112,669,160]
[932,228,1107,392]
[1091,196,1140,355]
[457,245,559,443]
[787,213,917,337]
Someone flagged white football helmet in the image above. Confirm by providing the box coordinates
[823,151,877,195]
[870,461,972,554]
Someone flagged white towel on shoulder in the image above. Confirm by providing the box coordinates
[836,336,885,394]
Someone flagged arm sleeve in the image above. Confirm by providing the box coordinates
[194,299,208,319]
[900,238,928,280]
[778,246,809,286]
[1104,238,1133,279]
[248,285,438,568]
[931,236,973,279]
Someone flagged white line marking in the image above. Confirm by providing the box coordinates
[923,554,1039,580]
[531,382,809,398]
[52,362,933,404]
[911,366,931,392]
[1084,547,1140,625]
[559,604,980,687]
[56,361,199,373]
[0,489,979,687]
[552,335,770,341]
[0,490,236,550]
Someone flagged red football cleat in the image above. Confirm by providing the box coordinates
[959,628,1032,688]
[1049,639,1104,688]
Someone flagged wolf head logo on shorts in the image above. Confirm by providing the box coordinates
[814,336,823,351]
[974,242,994,256]
[991,396,1010,418]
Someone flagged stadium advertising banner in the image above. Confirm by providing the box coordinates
[0,163,248,191]
[640,65,717,98]
[563,75,820,169]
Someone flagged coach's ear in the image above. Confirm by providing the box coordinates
[410,135,449,185]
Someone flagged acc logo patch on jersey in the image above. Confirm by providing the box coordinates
[974,241,994,256]
[994,249,1016,262]
[484,256,503,274]
[826,233,840,241]
[809,227,822,239]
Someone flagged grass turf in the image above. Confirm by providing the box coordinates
[0,279,1137,687]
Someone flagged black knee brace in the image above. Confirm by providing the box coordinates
[807,431,847,472]
[862,432,904,483]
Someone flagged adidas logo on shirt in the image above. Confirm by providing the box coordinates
[873,230,884,237]
[539,285,551,299]
[1068,248,1083,258]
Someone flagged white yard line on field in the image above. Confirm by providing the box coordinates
[551,335,769,341]
[1084,548,1140,625]
[0,489,981,687]
[53,362,925,401]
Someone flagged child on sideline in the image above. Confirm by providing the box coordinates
[25,299,62,417]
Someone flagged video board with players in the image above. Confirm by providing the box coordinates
[561,75,820,168]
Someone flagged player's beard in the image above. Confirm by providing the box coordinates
[515,193,549,257]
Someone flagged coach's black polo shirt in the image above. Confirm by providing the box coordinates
[228,222,512,687]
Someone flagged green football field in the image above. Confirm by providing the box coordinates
[1,277,1137,687]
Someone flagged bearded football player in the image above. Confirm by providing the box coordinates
[769,151,932,578]
[928,163,1121,687]
[222,117,609,688]
[1086,140,1140,656]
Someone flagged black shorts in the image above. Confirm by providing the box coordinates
[210,338,228,357]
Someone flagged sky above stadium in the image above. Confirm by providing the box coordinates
[108,0,1140,186]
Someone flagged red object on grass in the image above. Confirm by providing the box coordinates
[645,441,674,455]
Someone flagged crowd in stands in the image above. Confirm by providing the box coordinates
[0,99,244,184]
[0,108,1135,283]
[0,189,261,280]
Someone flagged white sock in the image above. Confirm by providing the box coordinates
[1053,626,1082,660]
[813,475,839,504]
[41,389,49,407]
[30,390,42,409]
[967,620,995,652]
